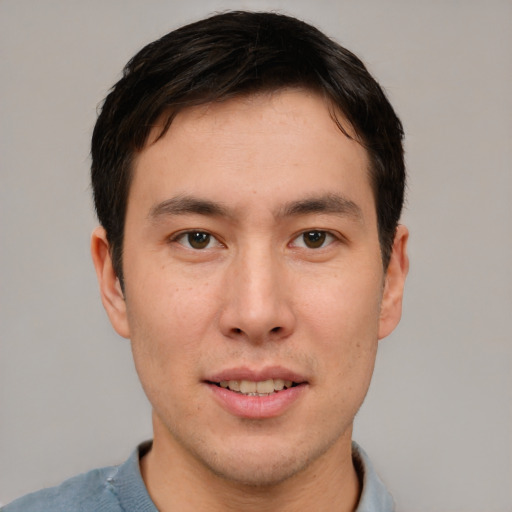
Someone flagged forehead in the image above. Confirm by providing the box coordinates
[148,89,359,149]
[129,89,374,220]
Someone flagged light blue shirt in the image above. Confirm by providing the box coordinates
[3,441,394,511]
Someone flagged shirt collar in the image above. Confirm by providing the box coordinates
[352,441,395,512]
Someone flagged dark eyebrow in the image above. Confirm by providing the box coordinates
[149,193,363,223]
[149,195,230,220]
[277,193,363,222]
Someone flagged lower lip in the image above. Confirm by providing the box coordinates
[207,383,307,419]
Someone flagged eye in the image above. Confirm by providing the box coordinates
[291,230,336,249]
[173,231,222,250]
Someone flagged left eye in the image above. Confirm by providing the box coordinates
[291,230,336,249]
[174,231,222,250]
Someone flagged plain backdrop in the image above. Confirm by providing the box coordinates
[1,1,511,511]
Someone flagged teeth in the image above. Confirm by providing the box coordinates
[274,378,284,391]
[228,380,240,391]
[256,379,274,394]
[239,381,257,394]
[218,378,295,394]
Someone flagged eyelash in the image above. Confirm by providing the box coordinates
[170,229,339,251]
[170,231,223,250]
[289,230,338,249]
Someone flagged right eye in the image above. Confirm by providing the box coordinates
[173,231,222,250]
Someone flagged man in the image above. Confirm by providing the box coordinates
[4,10,408,512]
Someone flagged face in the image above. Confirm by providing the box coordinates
[92,89,408,487]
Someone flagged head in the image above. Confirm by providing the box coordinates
[91,11,405,287]
[90,11,409,494]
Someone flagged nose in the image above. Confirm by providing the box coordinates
[218,245,296,343]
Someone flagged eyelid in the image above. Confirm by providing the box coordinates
[289,229,341,249]
[169,229,224,249]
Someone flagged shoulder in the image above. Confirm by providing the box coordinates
[2,465,121,512]
[3,442,155,512]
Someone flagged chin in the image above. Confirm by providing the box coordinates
[208,451,309,487]
[198,433,336,488]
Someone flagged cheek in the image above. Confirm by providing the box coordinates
[301,266,382,332]
[304,280,380,418]
[125,271,221,380]
[298,268,382,373]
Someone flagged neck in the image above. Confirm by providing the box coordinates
[141,417,361,512]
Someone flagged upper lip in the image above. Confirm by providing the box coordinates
[205,366,308,384]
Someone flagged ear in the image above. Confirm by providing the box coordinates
[90,227,130,339]
[378,224,409,340]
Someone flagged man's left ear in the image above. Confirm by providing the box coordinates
[378,224,409,340]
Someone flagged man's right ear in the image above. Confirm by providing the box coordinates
[90,227,130,339]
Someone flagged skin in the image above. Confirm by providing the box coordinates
[91,89,409,512]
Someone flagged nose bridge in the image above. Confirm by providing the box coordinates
[220,239,294,341]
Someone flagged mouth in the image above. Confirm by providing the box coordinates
[209,378,300,396]
[205,370,307,418]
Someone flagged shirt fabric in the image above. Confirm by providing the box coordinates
[3,441,394,511]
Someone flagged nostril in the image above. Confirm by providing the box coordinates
[270,326,281,333]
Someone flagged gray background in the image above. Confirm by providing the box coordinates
[1,1,511,510]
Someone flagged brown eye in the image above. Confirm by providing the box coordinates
[187,232,211,249]
[172,230,223,251]
[290,230,336,250]
[302,231,327,248]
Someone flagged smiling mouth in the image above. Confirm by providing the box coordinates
[210,378,300,396]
